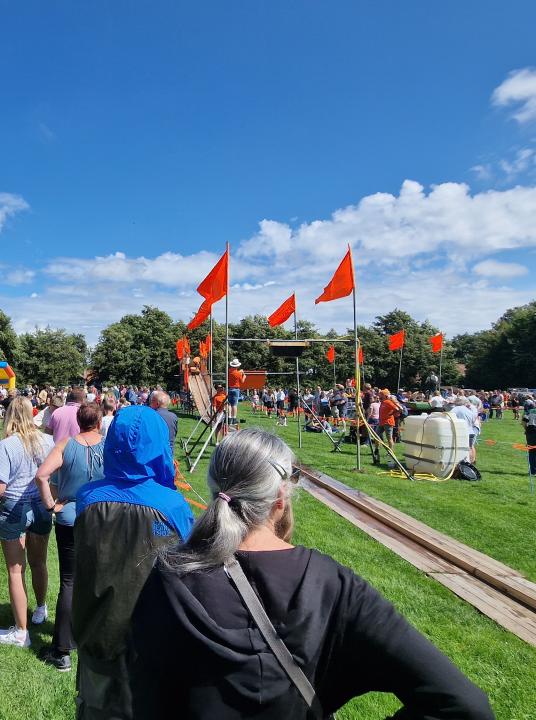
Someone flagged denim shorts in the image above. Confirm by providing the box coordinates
[228,388,240,407]
[0,496,52,541]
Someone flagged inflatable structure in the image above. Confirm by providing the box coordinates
[0,362,16,391]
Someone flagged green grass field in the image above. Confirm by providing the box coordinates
[0,409,535,719]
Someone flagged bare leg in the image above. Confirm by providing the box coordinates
[1,537,28,630]
[26,532,50,608]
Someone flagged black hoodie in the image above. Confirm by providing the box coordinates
[129,546,493,720]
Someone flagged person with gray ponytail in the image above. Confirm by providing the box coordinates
[129,428,494,720]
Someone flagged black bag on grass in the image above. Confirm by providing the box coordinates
[453,460,481,481]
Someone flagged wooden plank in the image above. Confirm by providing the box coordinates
[430,572,536,647]
[301,479,536,647]
[300,467,536,609]
[304,482,455,573]
[300,466,536,611]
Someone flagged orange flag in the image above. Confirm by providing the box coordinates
[183,336,191,355]
[326,345,335,363]
[268,293,296,327]
[197,248,229,303]
[188,298,212,331]
[315,248,355,304]
[358,346,364,364]
[205,334,212,353]
[176,339,184,360]
[199,340,208,358]
[389,330,405,351]
[428,333,443,353]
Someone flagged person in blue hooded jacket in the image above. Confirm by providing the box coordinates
[72,405,194,720]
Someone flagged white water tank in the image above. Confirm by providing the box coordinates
[402,412,470,478]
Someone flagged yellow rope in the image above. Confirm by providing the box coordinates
[355,340,459,483]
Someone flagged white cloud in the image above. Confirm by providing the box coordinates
[473,259,528,279]
[499,147,536,179]
[4,179,536,345]
[44,250,258,287]
[0,193,29,233]
[492,67,536,124]
[0,265,35,285]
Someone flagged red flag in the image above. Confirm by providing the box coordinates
[326,345,335,363]
[183,336,191,355]
[197,248,229,304]
[176,339,184,360]
[389,330,405,351]
[428,333,443,353]
[268,293,296,327]
[205,334,212,353]
[188,299,212,331]
[358,346,364,364]
[199,340,208,358]
[315,248,355,304]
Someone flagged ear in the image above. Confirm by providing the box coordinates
[274,486,286,510]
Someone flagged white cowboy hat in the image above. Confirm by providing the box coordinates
[229,358,241,368]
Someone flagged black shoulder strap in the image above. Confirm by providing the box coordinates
[225,557,324,719]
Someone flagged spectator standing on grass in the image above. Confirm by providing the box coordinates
[128,428,493,720]
[150,390,178,453]
[376,389,400,452]
[45,387,86,442]
[35,403,105,672]
[0,397,55,648]
[523,402,536,476]
[228,359,247,425]
[100,396,116,439]
[72,405,194,719]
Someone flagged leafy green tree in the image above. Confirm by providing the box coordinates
[17,328,87,386]
[0,310,20,368]
[92,306,180,386]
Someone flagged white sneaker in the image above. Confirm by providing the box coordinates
[0,626,31,647]
[32,604,48,625]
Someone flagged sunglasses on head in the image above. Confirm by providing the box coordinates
[267,459,301,484]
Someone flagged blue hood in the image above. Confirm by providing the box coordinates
[104,406,175,488]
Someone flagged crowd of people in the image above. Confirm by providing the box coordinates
[1,367,528,718]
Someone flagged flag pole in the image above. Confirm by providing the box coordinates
[438,339,443,392]
[293,293,302,449]
[209,311,213,389]
[350,246,361,472]
[333,354,336,386]
[397,345,403,394]
[225,243,230,430]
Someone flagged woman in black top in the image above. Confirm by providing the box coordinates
[129,428,494,720]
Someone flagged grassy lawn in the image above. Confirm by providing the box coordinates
[0,408,534,719]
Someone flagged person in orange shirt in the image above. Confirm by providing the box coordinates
[377,388,400,451]
[227,359,247,424]
[212,385,227,444]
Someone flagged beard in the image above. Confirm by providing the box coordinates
[274,501,294,543]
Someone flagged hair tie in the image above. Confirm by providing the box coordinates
[218,492,232,503]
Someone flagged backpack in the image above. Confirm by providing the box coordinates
[453,460,482,481]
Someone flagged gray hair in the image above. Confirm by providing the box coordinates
[164,428,294,574]
[151,390,170,408]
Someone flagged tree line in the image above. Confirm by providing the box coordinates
[1,301,534,390]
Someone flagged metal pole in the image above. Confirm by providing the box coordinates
[209,312,213,389]
[294,294,302,449]
[438,342,443,391]
[352,286,361,471]
[397,345,403,393]
[225,243,230,430]
[333,356,336,386]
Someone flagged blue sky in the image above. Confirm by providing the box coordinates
[1,1,536,343]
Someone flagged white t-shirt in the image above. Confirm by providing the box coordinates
[101,414,115,438]
[430,396,445,408]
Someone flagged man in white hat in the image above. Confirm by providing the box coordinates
[228,359,247,424]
